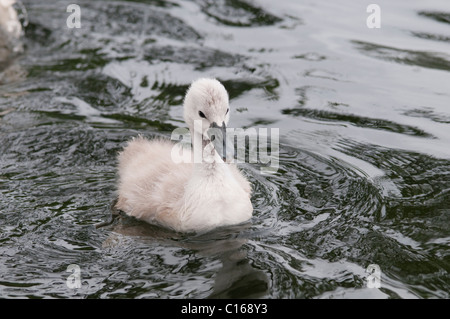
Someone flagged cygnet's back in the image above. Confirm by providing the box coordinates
[116,137,192,230]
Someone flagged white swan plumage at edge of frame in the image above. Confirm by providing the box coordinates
[0,0,22,42]
[115,78,253,233]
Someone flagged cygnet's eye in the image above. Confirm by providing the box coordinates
[226,108,229,115]
[199,111,206,119]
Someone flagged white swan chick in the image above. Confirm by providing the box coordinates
[116,78,253,233]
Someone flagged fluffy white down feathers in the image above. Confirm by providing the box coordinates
[116,78,253,233]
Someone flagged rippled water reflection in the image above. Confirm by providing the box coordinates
[0,0,449,298]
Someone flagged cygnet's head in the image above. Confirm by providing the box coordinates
[183,78,230,137]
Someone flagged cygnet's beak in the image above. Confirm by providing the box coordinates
[208,121,227,162]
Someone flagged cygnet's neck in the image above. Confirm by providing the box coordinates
[190,130,225,176]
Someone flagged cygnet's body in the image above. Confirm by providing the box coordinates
[116,78,253,233]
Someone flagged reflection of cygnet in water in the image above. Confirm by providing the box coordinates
[99,211,269,298]
[207,248,269,299]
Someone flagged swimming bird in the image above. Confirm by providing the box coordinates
[115,78,253,233]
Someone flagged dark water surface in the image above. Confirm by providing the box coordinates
[0,0,449,298]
